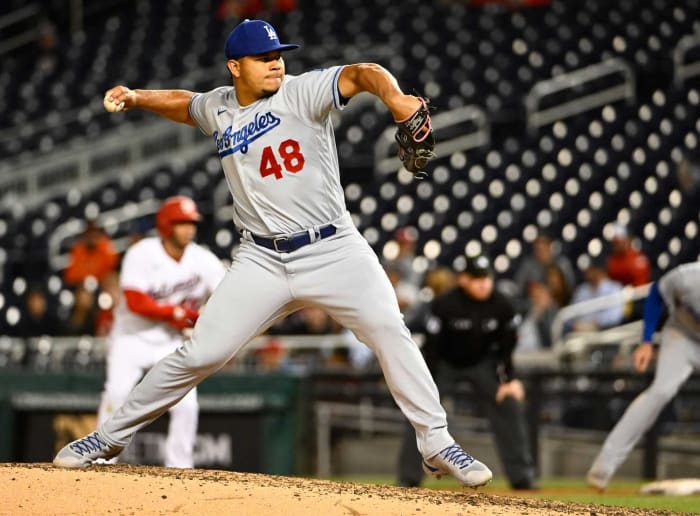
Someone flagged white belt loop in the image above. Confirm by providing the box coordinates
[308,228,317,243]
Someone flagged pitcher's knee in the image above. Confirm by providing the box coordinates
[646,383,679,405]
[359,315,407,341]
[177,340,230,373]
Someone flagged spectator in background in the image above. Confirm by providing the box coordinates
[384,226,424,289]
[266,306,345,371]
[518,264,573,350]
[216,0,297,20]
[36,18,59,75]
[569,260,624,332]
[677,153,700,195]
[400,266,457,333]
[61,283,98,336]
[63,220,120,288]
[8,284,61,338]
[606,224,651,287]
[514,232,576,308]
[546,264,572,308]
[269,305,337,335]
[254,339,289,371]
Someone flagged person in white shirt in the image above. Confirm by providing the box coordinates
[96,196,226,467]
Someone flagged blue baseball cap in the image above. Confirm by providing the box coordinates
[224,19,300,60]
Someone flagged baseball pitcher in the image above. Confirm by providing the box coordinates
[54,19,492,487]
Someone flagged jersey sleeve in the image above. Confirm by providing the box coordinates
[282,66,347,125]
[189,86,232,136]
[119,245,151,293]
[642,282,664,342]
[201,250,227,293]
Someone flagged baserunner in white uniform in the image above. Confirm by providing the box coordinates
[54,19,493,488]
[587,261,700,490]
[98,196,226,467]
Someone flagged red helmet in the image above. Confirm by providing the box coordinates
[156,196,202,238]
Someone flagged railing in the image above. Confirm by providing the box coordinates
[0,332,553,372]
[0,4,41,56]
[315,401,406,477]
[0,51,233,213]
[525,58,636,132]
[0,119,212,214]
[673,32,700,86]
[47,198,162,271]
[550,282,652,358]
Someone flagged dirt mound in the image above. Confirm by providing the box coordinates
[0,463,665,515]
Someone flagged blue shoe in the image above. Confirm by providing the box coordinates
[53,431,122,468]
[423,443,493,488]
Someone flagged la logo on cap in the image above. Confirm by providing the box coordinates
[263,24,277,41]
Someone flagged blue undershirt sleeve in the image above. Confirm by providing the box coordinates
[642,282,664,342]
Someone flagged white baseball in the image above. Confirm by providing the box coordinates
[103,96,125,113]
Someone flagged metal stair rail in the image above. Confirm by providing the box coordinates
[525,58,636,132]
[0,4,41,56]
[0,119,212,214]
[674,32,700,87]
[550,282,652,360]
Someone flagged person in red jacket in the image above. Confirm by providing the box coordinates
[606,224,651,287]
[63,220,120,287]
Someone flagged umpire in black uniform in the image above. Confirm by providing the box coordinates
[397,254,537,489]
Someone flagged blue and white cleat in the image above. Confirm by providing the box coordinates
[423,443,493,488]
[53,431,123,468]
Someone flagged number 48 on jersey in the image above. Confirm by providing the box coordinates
[260,139,305,180]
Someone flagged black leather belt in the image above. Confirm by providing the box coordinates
[251,224,337,253]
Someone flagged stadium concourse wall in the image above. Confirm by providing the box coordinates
[0,370,311,475]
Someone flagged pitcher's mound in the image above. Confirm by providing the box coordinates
[0,463,654,515]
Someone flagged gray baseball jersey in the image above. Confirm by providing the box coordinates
[189,67,347,236]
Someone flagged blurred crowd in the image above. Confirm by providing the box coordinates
[0,214,655,373]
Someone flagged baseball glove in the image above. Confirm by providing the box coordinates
[394,98,436,178]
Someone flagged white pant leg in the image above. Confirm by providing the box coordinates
[101,243,295,446]
[589,326,696,482]
[97,336,150,428]
[165,387,198,468]
[289,224,452,458]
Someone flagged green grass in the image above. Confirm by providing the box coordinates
[329,475,700,514]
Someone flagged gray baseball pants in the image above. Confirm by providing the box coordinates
[589,326,700,483]
[99,213,454,459]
